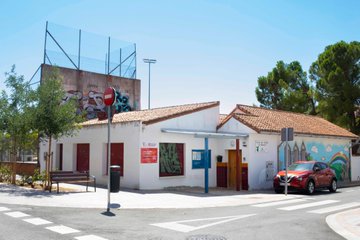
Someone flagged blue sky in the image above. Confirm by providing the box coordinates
[1,0,359,113]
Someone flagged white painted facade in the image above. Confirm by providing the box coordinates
[40,104,359,191]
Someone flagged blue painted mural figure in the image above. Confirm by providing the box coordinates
[278,141,350,181]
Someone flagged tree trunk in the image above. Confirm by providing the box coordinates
[45,136,52,190]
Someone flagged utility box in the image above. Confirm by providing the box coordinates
[110,165,120,193]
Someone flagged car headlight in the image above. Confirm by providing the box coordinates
[296,175,304,181]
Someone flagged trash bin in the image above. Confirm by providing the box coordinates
[110,165,120,193]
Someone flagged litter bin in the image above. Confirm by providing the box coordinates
[110,165,120,193]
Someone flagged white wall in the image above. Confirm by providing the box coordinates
[351,155,360,181]
[139,106,220,189]
[40,122,141,188]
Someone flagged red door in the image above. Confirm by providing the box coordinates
[107,143,124,176]
[241,164,248,190]
[77,144,90,172]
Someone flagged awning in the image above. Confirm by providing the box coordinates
[161,128,248,139]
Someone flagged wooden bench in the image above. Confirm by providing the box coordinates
[49,171,96,193]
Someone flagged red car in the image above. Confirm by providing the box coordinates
[273,161,337,194]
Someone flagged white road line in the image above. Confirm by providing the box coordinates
[308,202,360,214]
[23,217,53,225]
[151,214,256,233]
[46,225,80,235]
[252,199,306,207]
[278,200,339,211]
[4,211,30,218]
[75,235,109,240]
[0,207,10,212]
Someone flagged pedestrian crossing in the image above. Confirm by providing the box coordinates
[251,198,360,215]
[0,206,109,240]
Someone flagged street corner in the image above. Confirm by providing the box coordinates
[326,207,360,240]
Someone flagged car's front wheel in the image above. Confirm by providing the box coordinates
[306,180,315,195]
[329,179,337,193]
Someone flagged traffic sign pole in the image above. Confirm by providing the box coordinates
[103,87,116,212]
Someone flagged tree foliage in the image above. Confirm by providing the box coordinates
[34,68,84,186]
[0,66,36,183]
[255,61,316,114]
[310,41,360,134]
[0,66,36,159]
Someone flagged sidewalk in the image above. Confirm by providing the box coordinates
[0,183,302,209]
[0,183,359,240]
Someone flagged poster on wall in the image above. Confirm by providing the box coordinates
[192,150,212,169]
[141,148,158,164]
[255,141,268,152]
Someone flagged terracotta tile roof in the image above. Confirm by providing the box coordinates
[219,104,358,139]
[82,101,220,127]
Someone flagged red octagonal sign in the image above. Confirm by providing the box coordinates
[103,87,116,106]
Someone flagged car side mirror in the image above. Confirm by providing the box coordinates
[314,167,320,172]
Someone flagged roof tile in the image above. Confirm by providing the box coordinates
[227,104,358,139]
[82,101,220,127]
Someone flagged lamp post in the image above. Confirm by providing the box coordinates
[143,58,156,109]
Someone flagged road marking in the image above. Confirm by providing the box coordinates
[326,210,360,240]
[23,217,53,225]
[278,200,339,211]
[75,235,109,240]
[0,207,10,212]
[4,211,30,218]
[151,214,256,233]
[46,225,80,235]
[252,199,306,207]
[308,202,360,214]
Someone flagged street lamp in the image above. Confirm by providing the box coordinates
[143,58,156,109]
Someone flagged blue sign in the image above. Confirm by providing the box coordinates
[192,149,211,169]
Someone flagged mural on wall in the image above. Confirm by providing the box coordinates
[279,141,350,181]
[42,64,141,120]
[62,89,132,119]
[159,143,184,177]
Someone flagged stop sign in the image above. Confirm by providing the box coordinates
[103,87,116,106]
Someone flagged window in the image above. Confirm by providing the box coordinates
[159,143,184,177]
[352,140,360,156]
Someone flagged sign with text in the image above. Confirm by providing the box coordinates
[141,148,158,164]
[192,149,211,169]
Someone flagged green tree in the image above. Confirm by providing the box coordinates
[34,68,83,188]
[256,61,316,114]
[0,66,36,183]
[310,41,360,134]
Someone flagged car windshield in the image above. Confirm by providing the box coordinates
[288,162,314,171]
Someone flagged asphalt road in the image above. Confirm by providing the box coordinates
[2,187,359,240]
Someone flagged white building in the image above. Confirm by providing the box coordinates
[40,102,359,190]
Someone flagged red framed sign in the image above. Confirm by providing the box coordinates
[141,148,158,164]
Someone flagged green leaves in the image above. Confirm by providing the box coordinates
[255,60,315,114]
[310,41,360,134]
[34,67,84,141]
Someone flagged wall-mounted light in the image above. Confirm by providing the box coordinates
[242,141,247,147]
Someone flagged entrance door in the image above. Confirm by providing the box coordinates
[58,144,63,171]
[77,144,90,172]
[242,163,248,190]
[228,150,242,189]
